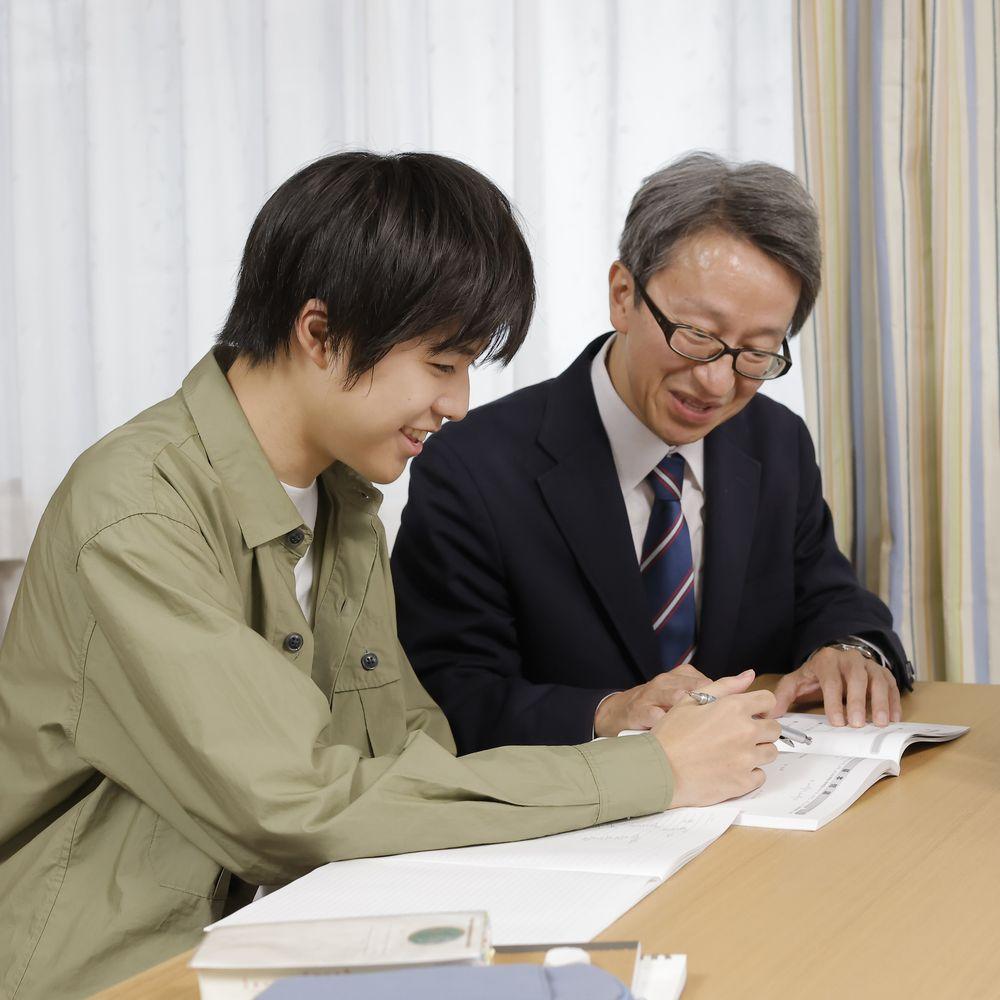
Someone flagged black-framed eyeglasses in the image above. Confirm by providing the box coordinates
[635,279,793,381]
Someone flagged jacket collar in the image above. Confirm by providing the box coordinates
[182,349,314,550]
[536,334,661,680]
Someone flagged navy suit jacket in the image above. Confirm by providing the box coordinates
[392,335,911,754]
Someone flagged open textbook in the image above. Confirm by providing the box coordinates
[212,804,738,944]
[704,714,969,831]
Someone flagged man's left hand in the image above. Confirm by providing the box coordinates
[768,646,902,727]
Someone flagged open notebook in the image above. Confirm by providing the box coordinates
[704,714,969,831]
[211,805,738,944]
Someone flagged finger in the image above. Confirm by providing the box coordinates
[753,717,782,745]
[769,674,799,718]
[888,675,903,723]
[867,667,893,727]
[755,742,780,766]
[731,689,778,718]
[746,767,767,794]
[697,669,755,699]
[817,666,845,726]
[845,662,869,727]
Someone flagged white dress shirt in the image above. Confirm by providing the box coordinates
[591,335,706,614]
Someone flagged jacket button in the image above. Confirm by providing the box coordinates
[287,529,305,546]
[283,633,304,653]
[361,651,379,671]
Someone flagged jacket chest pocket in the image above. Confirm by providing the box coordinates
[148,814,227,900]
[357,680,408,756]
[333,640,408,757]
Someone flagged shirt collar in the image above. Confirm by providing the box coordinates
[181,350,383,550]
[181,350,308,549]
[590,334,704,493]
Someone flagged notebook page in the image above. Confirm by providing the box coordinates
[211,859,656,944]
[777,714,969,764]
[393,807,738,880]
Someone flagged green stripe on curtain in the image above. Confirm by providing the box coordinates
[793,0,1000,683]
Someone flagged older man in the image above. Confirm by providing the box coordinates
[392,151,913,753]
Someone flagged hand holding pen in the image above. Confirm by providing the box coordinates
[688,689,812,747]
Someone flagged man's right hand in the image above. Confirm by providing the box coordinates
[594,664,712,737]
[651,669,780,808]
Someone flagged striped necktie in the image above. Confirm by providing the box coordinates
[641,452,697,670]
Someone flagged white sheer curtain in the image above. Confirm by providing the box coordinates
[0,0,796,633]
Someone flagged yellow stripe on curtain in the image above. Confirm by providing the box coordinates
[794,0,999,683]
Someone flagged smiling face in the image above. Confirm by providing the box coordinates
[607,227,801,446]
[226,299,477,489]
[309,335,474,485]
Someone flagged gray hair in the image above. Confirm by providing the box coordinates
[618,151,821,335]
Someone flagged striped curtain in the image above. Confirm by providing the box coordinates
[793,0,999,684]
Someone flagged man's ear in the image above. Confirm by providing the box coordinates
[608,261,635,336]
[292,299,331,369]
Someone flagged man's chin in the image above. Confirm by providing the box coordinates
[652,418,716,447]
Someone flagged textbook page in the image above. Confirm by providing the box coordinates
[717,752,892,830]
[211,859,657,944]
[394,806,739,880]
[700,716,970,831]
[776,714,969,764]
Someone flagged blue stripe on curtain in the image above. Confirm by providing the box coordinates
[846,0,867,575]
[871,0,905,631]
[962,0,990,683]
[897,0,918,658]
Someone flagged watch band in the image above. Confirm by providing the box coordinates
[825,639,875,660]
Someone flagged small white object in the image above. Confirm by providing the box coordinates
[543,946,592,967]
[632,954,687,1000]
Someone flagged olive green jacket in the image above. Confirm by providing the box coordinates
[0,351,673,998]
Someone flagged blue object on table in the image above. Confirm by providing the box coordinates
[257,963,634,999]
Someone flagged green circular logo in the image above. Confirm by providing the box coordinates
[408,926,465,945]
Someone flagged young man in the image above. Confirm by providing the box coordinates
[393,152,913,755]
[0,152,779,998]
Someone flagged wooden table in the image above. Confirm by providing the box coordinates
[93,681,1000,999]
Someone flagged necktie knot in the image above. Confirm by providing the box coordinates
[648,452,685,503]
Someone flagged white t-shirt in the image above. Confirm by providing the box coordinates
[281,479,319,625]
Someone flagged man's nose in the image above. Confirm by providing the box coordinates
[692,355,736,397]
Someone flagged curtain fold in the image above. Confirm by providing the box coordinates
[794,0,999,683]
[0,0,798,637]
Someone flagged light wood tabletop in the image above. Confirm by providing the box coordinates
[92,680,1000,1000]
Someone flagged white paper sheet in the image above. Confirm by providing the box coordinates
[212,860,657,944]
[395,807,739,880]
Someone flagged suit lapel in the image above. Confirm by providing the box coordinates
[537,337,660,682]
[697,419,761,673]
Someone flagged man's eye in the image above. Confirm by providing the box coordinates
[432,363,455,375]
[686,329,715,343]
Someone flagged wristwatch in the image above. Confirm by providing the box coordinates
[818,635,915,690]
[825,639,875,660]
